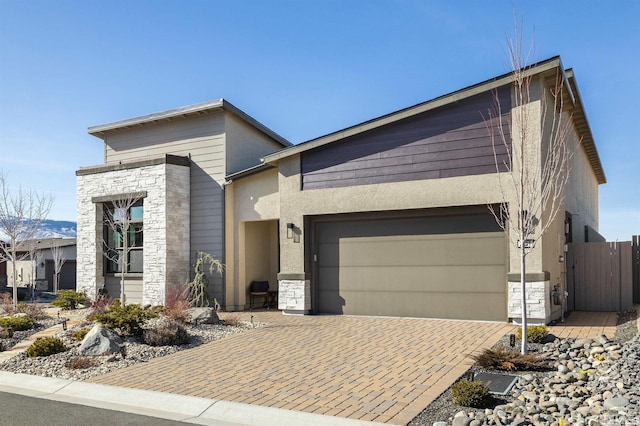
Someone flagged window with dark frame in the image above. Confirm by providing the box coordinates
[104,203,144,274]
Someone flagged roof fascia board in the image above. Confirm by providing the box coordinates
[88,99,292,148]
[564,69,606,184]
[263,58,563,163]
[88,100,225,136]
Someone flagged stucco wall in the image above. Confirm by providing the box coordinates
[277,154,513,274]
[225,168,280,310]
[76,161,190,305]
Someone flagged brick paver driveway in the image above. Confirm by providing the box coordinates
[89,312,514,424]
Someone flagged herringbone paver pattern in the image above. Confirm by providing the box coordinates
[88,312,514,424]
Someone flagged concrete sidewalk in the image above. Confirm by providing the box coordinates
[0,371,382,426]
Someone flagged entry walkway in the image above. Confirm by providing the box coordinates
[88,312,515,425]
[548,311,618,339]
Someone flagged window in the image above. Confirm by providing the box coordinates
[104,202,143,274]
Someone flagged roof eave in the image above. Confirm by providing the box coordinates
[263,57,564,164]
[88,99,292,148]
[564,69,606,184]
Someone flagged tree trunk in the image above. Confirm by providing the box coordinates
[520,246,528,354]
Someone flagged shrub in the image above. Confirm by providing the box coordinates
[87,293,114,320]
[0,327,9,339]
[451,380,492,408]
[0,298,46,319]
[223,314,241,326]
[0,316,34,331]
[73,328,91,341]
[143,320,190,346]
[26,337,66,357]
[162,285,192,323]
[517,325,549,343]
[94,302,158,336]
[68,355,98,369]
[51,290,87,310]
[15,302,48,320]
[473,346,550,371]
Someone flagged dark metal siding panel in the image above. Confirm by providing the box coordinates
[302,86,511,190]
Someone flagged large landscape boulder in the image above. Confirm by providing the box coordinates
[186,307,220,324]
[78,324,123,356]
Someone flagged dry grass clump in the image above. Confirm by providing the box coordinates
[162,285,192,323]
[68,355,99,370]
[473,346,550,371]
[143,320,189,346]
[0,294,47,320]
[223,314,241,326]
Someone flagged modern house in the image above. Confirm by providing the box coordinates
[76,100,291,306]
[2,238,77,292]
[77,56,605,324]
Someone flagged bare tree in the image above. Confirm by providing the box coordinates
[29,247,43,301]
[485,27,574,353]
[101,192,143,305]
[0,171,54,309]
[51,239,67,294]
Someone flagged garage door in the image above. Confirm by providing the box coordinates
[316,213,506,320]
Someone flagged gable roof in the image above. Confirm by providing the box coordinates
[262,56,606,184]
[88,99,292,148]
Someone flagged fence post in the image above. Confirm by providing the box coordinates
[631,235,640,304]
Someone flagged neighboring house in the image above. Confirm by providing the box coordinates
[78,56,605,325]
[3,238,77,291]
[76,100,291,306]
[0,244,6,288]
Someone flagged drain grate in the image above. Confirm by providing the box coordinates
[473,372,518,395]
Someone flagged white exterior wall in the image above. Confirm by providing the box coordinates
[76,162,190,305]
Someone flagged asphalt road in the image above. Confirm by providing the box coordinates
[0,392,193,426]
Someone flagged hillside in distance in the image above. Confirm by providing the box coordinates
[0,219,77,242]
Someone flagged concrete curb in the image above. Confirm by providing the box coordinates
[0,372,384,426]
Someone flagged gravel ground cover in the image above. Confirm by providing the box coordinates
[409,308,639,426]
[0,312,260,381]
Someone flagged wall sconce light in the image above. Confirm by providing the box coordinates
[286,223,294,239]
[40,262,45,268]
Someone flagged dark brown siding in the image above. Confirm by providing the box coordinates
[301,86,511,189]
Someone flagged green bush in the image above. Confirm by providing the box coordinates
[94,302,159,336]
[0,316,34,331]
[72,328,91,341]
[517,325,549,343]
[143,320,190,346]
[51,290,87,310]
[451,380,493,408]
[26,337,66,357]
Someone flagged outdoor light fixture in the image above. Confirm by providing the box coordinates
[286,223,294,239]
[509,334,516,347]
[62,319,67,331]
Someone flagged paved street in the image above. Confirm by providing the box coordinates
[0,391,191,426]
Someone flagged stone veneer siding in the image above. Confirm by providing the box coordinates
[76,159,190,306]
[508,280,551,325]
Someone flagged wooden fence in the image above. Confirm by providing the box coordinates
[568,239,635,312]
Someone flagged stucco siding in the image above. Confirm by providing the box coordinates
[278,154,512,274]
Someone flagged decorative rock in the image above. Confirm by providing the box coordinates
[603,396,629,410]
[186,307,220,324]
[78,324,123,356]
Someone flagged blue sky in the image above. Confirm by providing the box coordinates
[0,0,638,241]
